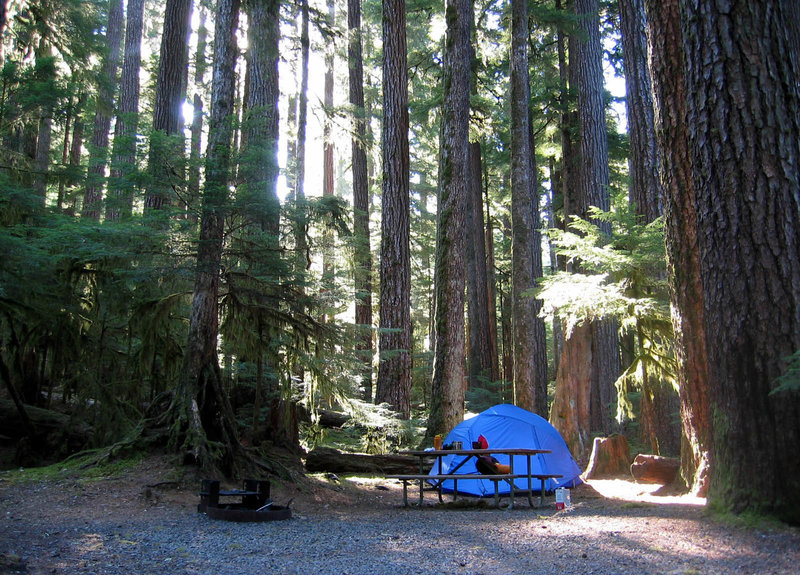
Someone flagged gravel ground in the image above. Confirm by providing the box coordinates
[1,457,798,575]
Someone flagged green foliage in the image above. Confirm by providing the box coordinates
[770,350,800,395]
[537,202,676,424]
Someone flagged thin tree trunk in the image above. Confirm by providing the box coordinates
[466,142,492,390]
[108,0,144,222]
[187,9,209,225]
[145,0,192,212]
[510,0,546,415]
[619,0,660,222]
[348,0,373,401]
[82,0,123,221]
[375,0,411,417]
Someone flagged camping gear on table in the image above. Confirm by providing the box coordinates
[428,404,582,497]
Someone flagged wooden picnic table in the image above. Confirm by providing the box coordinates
[387,448,561,508]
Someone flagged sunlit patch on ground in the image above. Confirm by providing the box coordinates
[78,533,104,553]
[585,479,706,507]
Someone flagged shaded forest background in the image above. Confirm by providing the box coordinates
[0,0,798,523]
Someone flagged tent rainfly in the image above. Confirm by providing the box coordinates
[429,404,583,496]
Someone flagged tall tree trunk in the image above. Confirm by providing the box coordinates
[108,0,144,222]
[348,0,373,401]
[673,0,800,521]
[187,9,209,225]
[643,0,711,496]
[619,0,660,222]
[619,0,679,456]
[294,0,310,268]
[145,0,192,212]
[242,0,281,235]
[375,0,411,417]
[484,180,499,383]
[176,0,242,474]
[82,0,123,221]
[427,0,471,437]
[550,0,620,458]
[466,142,492,390]
[321,0,336,322]
[509,0,544,415]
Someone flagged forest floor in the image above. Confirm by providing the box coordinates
[1,453,799,574]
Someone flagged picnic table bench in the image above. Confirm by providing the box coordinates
[387,448,562,508]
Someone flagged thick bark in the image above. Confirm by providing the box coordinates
[176,0,242,474]
[348,0,373,401]
[82,0,123,221]
[619,0,660,222]
[427,0,470,437]
[550,321,592,458]
[107,0,144,222]
[375,0,411,417]
[644,0,711,496]
[145,0,192,212]
[465,142,492,390]
[680,0,800,521]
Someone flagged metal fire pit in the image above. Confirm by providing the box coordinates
[198,479,292,522]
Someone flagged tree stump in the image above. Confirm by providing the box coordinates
[630,453,680,484]
[583,435,632,479]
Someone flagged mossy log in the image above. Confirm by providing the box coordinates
[305,446,419,475]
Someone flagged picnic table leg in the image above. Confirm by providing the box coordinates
[525,455,534,507]
[418,479,424,506]
[539,478,546,507]
[493,479,500,508]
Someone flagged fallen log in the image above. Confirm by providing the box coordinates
[630,453,680,484]
[583,435,631,479]
[305,447,420,475]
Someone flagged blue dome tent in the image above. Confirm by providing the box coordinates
[430,404,583,496]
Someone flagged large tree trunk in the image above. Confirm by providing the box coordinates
[678,0,800,522]
[175,0,242,475]
[550,321,592,458]
[427,0,470,438]
[107,0,144,222]
[348,0,373,402]
[82,0,123,221]
[643,0,711,496]
[375,0,411,417]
